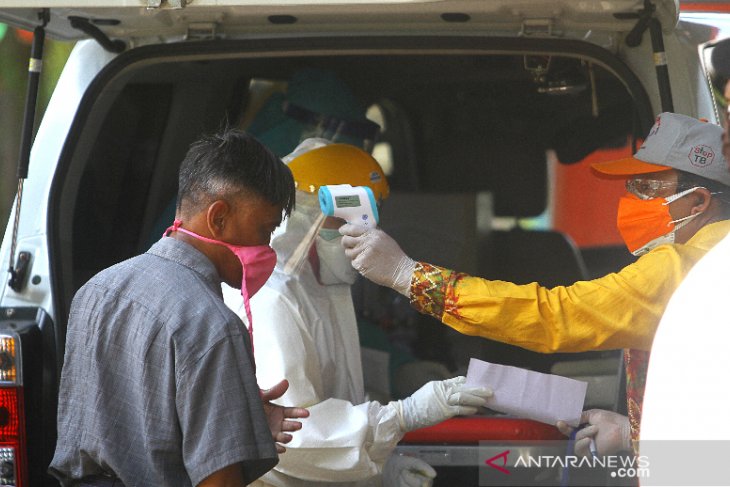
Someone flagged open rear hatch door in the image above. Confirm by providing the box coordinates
[0,0,679,43]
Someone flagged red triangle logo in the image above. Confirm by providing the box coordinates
[485,450,511,474]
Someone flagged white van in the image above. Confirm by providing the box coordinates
[0,1,725,485]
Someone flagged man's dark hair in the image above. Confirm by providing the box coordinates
[709,38,730,93]
[177,128,295,216]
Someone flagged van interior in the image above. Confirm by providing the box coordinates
[50,37,649,483]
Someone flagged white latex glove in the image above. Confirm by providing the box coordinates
[383,454,437,487]
[391,376,492,432]
[339,224,416,297]
[556,409,631,457]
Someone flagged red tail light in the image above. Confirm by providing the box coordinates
[0,334,27,487]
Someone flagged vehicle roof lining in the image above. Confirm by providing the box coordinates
[120,50,642,210]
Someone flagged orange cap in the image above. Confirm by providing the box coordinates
[591,156,671,178]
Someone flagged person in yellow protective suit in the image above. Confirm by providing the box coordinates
[223,138,493,487]
[340,112,730,457]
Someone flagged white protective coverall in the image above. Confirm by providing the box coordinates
[224,192,406,486]
[223,139,491,486]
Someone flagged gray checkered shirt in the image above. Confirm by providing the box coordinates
[50,237,278,486]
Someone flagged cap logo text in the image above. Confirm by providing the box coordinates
[688,145,715,168]
[647,115,662,138]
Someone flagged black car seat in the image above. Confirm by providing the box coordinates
[479,227,589,288]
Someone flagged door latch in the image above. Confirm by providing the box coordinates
[8,251,32,293]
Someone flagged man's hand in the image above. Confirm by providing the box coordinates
[556,409,631,457]
[261,380,309,453]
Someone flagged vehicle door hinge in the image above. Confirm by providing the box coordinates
[520,19,555,37]
[146,0,189,9]
[186,22,218,40]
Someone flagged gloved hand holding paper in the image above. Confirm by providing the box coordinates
[465,357,587,427]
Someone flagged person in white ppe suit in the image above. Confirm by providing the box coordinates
[223,138,493,487]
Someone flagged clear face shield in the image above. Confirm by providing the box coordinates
[277,192,327,276]
[274,136,386,278]
[282,101,381,153]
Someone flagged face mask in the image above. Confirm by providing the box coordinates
[315,235,358,285]
[166,220,276,354]
[617,187,703,256]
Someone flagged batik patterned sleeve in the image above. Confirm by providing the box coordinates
[409,262,468,321]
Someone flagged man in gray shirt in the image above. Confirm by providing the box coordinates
[50,129,308,486]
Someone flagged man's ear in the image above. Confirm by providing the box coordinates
[692,188,712,214]
[206,200,231,238]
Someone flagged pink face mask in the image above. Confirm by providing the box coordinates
[165,219,276,355]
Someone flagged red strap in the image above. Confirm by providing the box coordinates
[163,219,183,237]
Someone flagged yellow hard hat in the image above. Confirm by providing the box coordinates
[287,143,390,201]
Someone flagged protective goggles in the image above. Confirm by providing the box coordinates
[283,101,381,152]
[625,178,693,200]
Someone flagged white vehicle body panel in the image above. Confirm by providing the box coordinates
[0,41,117,316]
[0,2,728,485]
[0,0,679,41]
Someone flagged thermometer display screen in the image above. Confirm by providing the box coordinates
[335,195,361,208]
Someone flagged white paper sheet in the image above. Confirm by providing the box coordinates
[465,357,587,427]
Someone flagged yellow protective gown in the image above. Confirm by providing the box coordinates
[408,220,730,353]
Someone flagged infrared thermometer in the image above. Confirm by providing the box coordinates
[318,184,379,229]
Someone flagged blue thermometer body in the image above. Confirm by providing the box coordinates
[318,184,379,228]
